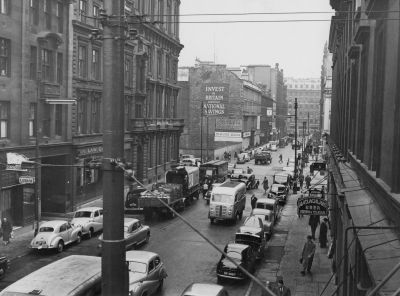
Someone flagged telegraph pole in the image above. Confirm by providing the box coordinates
[294,98,298,192]
[101,0,127,295]
[200,101,203,162]
[307,112,310,135]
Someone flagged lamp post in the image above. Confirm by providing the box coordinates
[200,101,203,162]
[294,98,298,193]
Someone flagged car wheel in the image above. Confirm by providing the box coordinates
[88,228,94,239]
[76,233,82,244]
[57,241,64,253]
[157,279,164,292]
[145,233,150,244]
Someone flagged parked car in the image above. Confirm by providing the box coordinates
[236,219,266,259]
[237,153,250,163]
[181,283,229,296]
[0,255,10,280]
[126,251,167,296]
[227,163,236,178]
[250,209,274,239]
[30,220,82,253]
[71,207,103,238]
[254,198,279,224]
[268,184,288,204]
[97,218,150,254]
[270,144,278,151]
[216,243,256,281]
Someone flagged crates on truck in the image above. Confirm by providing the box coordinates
[166,166,200,202]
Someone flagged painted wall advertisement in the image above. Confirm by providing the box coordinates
[215,118,242,131]
[214,131,242,142]
[202,83,229,116]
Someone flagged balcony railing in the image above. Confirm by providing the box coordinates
[128,118,184,131]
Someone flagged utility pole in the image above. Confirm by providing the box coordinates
[206,116,209,161]
[200,101,203,162]
[101,0,127,295]
[34,60,42,237]
[294,98,298,193]
[307,112,310,136]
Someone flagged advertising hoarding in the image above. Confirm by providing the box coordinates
[202,83,229,116]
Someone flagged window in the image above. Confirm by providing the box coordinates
[77,97,87,134]
[29,103,36,137]
[42,103,50,137]
[55,104,62,136]
[124,96,132,130]
[57,2,63,33]
[30,0,39,25]
[148,260,155,273]
[79,0,87,23]
[158,0,163,23]
[91,96,100,133]
[0,38,10,77]
[165,54,170,79]
[135,103,142,118]
[125,55,133,87]
[157,49,162,78]
[57,52,63,84]
[0,0,9,14]
[148,46,153,75]
[44,0,51,29]
[91,48,100,80]
[137,58,145,91]
[167,0,171,33]
[0,101,9,138]
[30,46,37,80]
[78,45,87,78]
[93,5,100,28]
[41,48,53,81]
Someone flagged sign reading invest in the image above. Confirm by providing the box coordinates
[202,83,229,116]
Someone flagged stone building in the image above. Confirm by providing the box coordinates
[0,0,72,225]
[178,62,263,161]
[320,42,332,134]
[328,0,400,294]
[285,77,321,136]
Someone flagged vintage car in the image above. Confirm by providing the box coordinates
[0,255,10,280]
[273,172,290,187]
[181,283,229,296]
[71,207,103,238]
[270,144,278,151]
[237,153,250,164]
[227,163,236,178]
[254,198,279,224]
[97,218,150,254]
[230,168,247,180]
[216,243,256,281]
[250,209,274,239]
[126,251,167,296]
[30,220,83,253]
[235,222,266,259]
[268,184,288,204]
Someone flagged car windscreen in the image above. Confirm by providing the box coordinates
[127,261,147,273]
[257,203,274,211]
[39,227,54,232]
[226,251,242,260]
[244,218,259,227]
[74,211,92,218]
[212,194,233,203]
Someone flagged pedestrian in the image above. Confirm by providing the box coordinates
[299,173,304,189]
[279,154,283,163]
[308,215,320,240]
[255,179,260,189]
[300,235,316,275]
[321,185,326,199]
[305,174,311,189]
[271,278,291,296]
[247,166,253,174]
[1,217,12,246]
[262,177,269,194]
[234,151,238,159]
[202,182,209,197]
[251,194,258,210]
[319,218,329,248]
[287,158,290,166]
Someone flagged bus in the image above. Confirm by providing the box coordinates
[0,255,101,296]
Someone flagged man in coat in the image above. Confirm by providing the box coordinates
[300,235,316,275]
[319,218,329,248]
[262,177,269,194]
[1,217,12,245]
[271,278,291,296]
[308,215,320,240]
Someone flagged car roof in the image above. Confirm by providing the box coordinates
[237,225,262,235]
[76,207,102,212]
[226,243,249,252]
[124,218,139,226]
[252,208,272,215]
[39,220,68,228]
[271,184,285,188]
[257,198,276,204]
[182,283,225,295]
[126,251,158,263]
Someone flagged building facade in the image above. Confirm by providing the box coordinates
[178,62,263,161]
[328,0,400,294]
[0,0,183,224]
[0,0,73,225]
[285,77,321,136]
[321,42,332,134]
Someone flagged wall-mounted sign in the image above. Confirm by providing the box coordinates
[78,146,103,156]
[242,132,251,137]
[202,83,229,116]
[19,176,35,184]
[215,131,242,142]
[215,118,242,131]
[297,196,328,215]
[267,107,273,116]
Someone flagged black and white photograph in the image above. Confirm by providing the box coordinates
[0,0,399,295]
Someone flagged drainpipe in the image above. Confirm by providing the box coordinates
[343,226,398,296]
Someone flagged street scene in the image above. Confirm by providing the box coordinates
[1,0,400,295]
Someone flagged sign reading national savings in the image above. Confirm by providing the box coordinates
[297,196,328,216]
[202,83,229,116]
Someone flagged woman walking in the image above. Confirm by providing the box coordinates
[1,217,12,245]
[262,177,269,194]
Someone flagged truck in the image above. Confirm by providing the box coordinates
[138,166,200,219]
[199,160,228,184]
[254,151,272,165]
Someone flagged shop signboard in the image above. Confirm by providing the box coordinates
[297,196,328,215]
[19,176,35,184]
[202,83,229,116]
[214,131,242,142]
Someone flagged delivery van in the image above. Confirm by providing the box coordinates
[208,181,246,223]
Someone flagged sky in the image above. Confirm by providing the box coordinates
[179,0,334,78]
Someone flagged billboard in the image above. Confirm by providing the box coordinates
[202,83,229,116]
[214,131,242,142]
[215,118,242,131]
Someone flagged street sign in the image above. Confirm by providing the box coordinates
[19,176,35,184]
[297,196,328,215]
